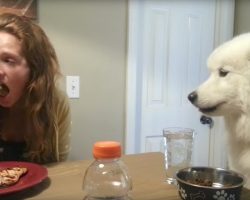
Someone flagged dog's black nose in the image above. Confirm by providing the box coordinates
[188,91,197,103]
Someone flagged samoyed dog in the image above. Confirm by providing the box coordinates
[188,33,250,189]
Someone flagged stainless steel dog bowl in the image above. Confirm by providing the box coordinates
[175,167,245,200]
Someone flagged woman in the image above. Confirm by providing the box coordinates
[0,10,71,163]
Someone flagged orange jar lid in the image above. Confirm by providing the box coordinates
[93,141,121,159]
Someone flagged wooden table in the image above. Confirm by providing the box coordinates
[3,152,250,200]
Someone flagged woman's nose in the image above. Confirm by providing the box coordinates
[0,68,5,79]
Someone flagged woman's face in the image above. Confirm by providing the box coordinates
[0,32,30,107]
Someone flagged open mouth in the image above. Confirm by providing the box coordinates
[199,102,225,113]
[0,84,9,97]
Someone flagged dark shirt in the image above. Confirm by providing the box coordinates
[0,139,26,161]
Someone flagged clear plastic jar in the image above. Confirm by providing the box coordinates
[82,141,132,200]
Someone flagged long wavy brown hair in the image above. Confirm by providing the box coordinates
[0,10,61,163]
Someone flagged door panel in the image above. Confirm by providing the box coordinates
[140,0,216,166]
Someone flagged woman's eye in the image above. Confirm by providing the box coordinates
[219,68,229,77]
[4,58,15,66]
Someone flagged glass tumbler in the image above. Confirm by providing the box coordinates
[163,127,195,184]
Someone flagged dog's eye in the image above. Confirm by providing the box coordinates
[219,68,229,77]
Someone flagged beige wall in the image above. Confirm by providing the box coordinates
[234,0,250,35]
[39,0,127,160]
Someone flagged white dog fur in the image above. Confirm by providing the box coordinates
[188,33,250,189]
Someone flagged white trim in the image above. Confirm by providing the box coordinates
[209,0,235,168]
[213,0,235,47]
[125,0,141,154]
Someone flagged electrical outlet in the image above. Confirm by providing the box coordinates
[66,76,80,98]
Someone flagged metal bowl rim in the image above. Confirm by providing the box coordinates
[175,166,245,189]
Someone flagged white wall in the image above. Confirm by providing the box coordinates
[39,0,127,160]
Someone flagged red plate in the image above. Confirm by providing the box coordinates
[0,161,48,196]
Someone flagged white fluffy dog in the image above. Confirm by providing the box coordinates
[188,33,250,189]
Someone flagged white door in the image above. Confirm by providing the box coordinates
[126,0,234,167]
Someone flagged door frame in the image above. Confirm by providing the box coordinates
[125,0,235,166]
